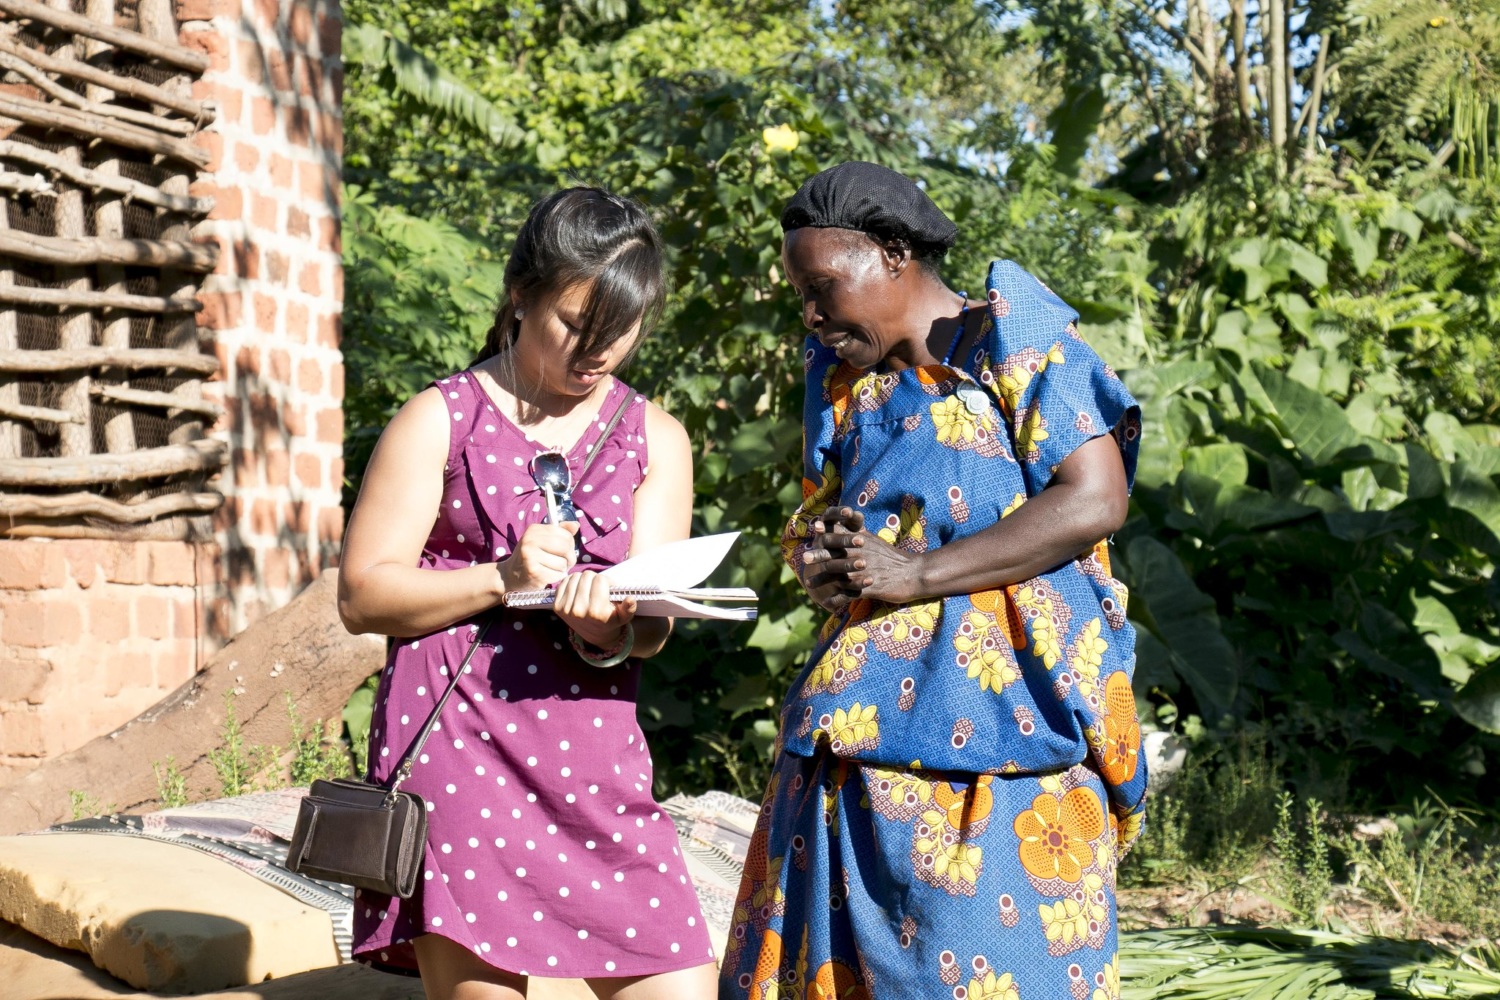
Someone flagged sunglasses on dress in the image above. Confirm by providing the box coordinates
[528,450,578,524]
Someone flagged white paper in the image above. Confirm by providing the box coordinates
[600,532,741,591]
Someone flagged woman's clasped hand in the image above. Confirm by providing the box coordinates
[802,506,923,608]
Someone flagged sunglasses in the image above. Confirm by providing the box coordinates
[528,450,578,524]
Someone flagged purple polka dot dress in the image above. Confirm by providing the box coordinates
[351,370,713,978]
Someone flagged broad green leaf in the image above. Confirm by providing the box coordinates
[1122,537,1239,720]
[1333,214,1379,276]
[1446,461,1500,546]
[1253,364,1366,468]
[1454,662,1500,733]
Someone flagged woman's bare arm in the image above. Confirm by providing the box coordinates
[337,387,576,636]
[803,435,1129,608]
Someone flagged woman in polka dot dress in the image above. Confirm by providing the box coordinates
[338,188,715,999]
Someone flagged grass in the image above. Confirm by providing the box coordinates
[1122,927,1500,999]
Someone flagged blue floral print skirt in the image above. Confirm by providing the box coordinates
[719,749,1129,1000]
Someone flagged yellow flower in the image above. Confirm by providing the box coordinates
[1001,493,1027,518]
[1014,583,1063,668]
[1070,618,1108,694]
[1039,897,1089,946]
[1430,16,1448,27]
[762,124,800,152]
[968,971,1020,1000]
[805,623,870,693]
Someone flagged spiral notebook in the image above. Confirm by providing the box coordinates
[503,532,758,621]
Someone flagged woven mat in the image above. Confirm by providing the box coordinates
[40,787,759,963]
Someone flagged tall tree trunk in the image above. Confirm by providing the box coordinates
[1232,0,1254,139]
[1267,0,1288,157]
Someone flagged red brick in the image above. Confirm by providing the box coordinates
[287,107,311,147]
[284,501,313,534]
[318,506,344,545]
[0,708,44,756]
[88,594,131,642]
[290,3,313,47]
[265,448,289,487]
[3,599,79,649]
[181,28,229,72]
[317,13,341,58]
[299,261,321,296]
[194,181,241,221]
[251,95,275,135]
[329,362,344,398]
[174,598,199,640]
[233,238,259,280]
[330,264,343,304]
[104,651,152,699]
[317,312,340,349]
[254,0,280,28]
[297,357,323,394]
[234,140,259,172]
[330,66,344,101]
[298,159,325,199]
[284,402,307,437]
[269,153,293,188]
[0,542,65,590]
[209,83,243,126]
[136,595,172,641]
[235,345,260,377]
[0,657,51,705]
[251,193,277,230]
[294,452,322,489]
[264,249,289,284]
[206,597,233,643]
[234,443,258,486]
[264,548,291,589]
[238,40,264,84]
[285,301,309,344]
[317,216,340,253]
[268,50,293,93]
[57,540,104,588]
[194,130,224,172]
[103,544,147,585]
[198,290,242,332]
[254,293,277,333]
[251,498,279,537]
[299,56,319,99]
[287,206,310,238]
[269,348,291,383]
[148,543,197,586]
[174,0,237,19]
[329,456,344,487]
[316,406,343,444]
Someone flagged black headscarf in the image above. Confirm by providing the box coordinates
[780,161,958,251]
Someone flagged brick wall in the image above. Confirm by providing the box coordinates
[186,0,345,631]
[0,0,344,780]
[0,541,222,786]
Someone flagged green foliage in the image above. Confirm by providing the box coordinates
[336,0,1500,815]
[1343,797,1500,938]
[152,756,188,809]
[1120,927,1500,999]
[284,694,354,786]
[206,693,277,798]
[342,672,381,778]
[67,790,114,820]
[1122,738,1282,886]
[1269,792,1336,923]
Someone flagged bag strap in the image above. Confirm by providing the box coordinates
[385,615,496,800]
[576,386,633,481]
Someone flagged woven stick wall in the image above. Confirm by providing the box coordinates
[0,0,223,540]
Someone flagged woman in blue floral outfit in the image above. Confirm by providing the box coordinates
[720,163,1149,1000]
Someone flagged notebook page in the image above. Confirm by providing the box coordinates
[600,532,741,590]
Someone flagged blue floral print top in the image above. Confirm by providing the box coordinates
[780,260,1149,836]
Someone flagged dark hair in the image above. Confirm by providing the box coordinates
[474,187,665,368]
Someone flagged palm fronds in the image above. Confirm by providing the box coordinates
[343,23,525,148]
[1122,927,1500,1000]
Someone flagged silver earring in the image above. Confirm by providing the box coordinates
[514,308,525,320]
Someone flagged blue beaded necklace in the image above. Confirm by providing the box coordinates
[939,291,973,367]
